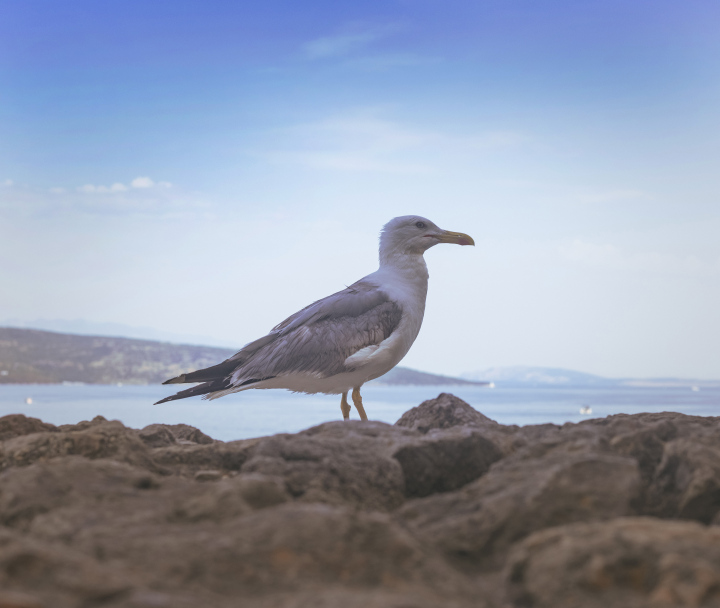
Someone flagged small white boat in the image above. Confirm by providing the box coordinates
[579,405,592,415]
[25,397,33,405]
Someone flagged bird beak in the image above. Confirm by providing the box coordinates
[435,230,475,246]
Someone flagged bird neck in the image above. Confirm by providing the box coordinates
[378,251,429,283]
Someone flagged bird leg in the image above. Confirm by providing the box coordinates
[351,386,368,421]
[340,391,351,421]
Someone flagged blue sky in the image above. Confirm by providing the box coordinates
[1,0,719,378]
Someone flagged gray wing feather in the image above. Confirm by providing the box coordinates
[271,280,392,334]
[230,280,402,383]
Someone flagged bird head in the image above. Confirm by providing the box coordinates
[379,215,474,262]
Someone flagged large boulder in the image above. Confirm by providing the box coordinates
[138,423,215,448]
[101,503,477,600]
[240,421,410,510]
[0,527,132,608]
[395,392,501,433]
[0,414,57,441]
[392,426,503,497]
[0,416,160,473]
[399,451,641,568]
[505,517,720,608]
[647,437,720,523]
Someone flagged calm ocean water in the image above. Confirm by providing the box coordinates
[0,383,718,442]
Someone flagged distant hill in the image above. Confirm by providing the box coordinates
[371,366,485,386]
[461,366,720,389]
[1,318,238,349]
[462,366,615,387]
[0,327,236,385]
[0,327,486,387]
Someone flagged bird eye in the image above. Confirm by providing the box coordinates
[415,221,427,229]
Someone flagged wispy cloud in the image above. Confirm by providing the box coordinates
[254,110,529,174]
[300,24,440,74]
[1,178,203,220]
[131,176,171,189]
[302,24,400,60]
[75,177,172,194]
[304,32,378,60]
[78,182,128,193]
[131,177,154,188]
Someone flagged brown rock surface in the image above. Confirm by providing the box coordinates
[395,392,501,433]
[398,451,642,569]
[0,396,719,607]
[0,415,57,441]
[505,517,720,608]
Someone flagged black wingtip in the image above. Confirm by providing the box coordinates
[155,379,228,405]
[162,375,186,385]
[154,392,186,404]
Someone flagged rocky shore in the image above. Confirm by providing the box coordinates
[1,393,719,607]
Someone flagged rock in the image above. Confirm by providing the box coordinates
[1,400,720,607]
[399,451,641,568]
[0,417,160,473]
[240,421,410,511]
[234,473,290,509]
[596,412,720,522]
[392,427,503,497]
[0,457,163,532]
[505,517,720,608]
[56,414,111,432]
[395,392,501,433]
[139,423,214,448]
[193,469,223,482]
[138,424,177,448]
[150,438,260,476]
[165,423,214,445]
[648,437,720,523]
[607,417,678,482]
[0,415,57,441]
[109,502,476,601]
[0,527,132,608]
[0,591,45,608]
[240,409,505,507]
[170,478,252,522]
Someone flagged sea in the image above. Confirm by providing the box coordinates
[1,383,718,442]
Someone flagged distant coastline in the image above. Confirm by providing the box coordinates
[462,365,720,390]
[2,326,716,389]
[0,327,487,388]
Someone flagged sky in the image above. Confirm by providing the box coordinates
[1,0,719,379]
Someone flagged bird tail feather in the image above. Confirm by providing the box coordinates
[154,380,227,404]
[162,359,239,385]
[161,334,278,385]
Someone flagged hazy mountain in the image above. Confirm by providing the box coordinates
[461,366,720,388]
[371,367,486,386]
[0,327,485,387]
[1,319,238,349]
[462,366,614,387]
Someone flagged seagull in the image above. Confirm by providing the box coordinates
[156,215,474,421]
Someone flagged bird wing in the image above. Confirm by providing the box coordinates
[229,279,403,383]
